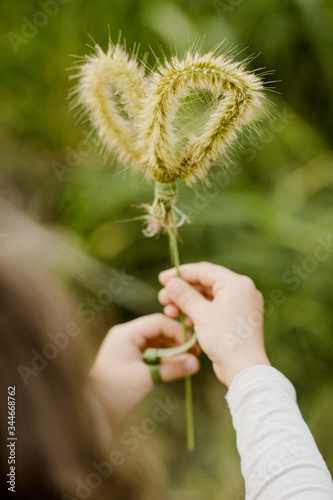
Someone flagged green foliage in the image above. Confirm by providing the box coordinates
[1,0,333,497]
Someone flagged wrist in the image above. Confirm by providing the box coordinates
[214,352,271,388]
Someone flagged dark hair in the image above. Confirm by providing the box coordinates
[0,251,158,500]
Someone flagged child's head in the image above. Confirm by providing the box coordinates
[0,248,150,500]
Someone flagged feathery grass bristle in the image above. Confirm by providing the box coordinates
[72,39,267,184]
[72,43,147,169]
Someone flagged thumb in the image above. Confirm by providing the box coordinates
[165,277,209,322]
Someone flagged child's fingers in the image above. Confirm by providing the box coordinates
[190,342,201,356]
[158,287,170,305]
[165,278,211,323]
[158,353,200,382]
[159,283,212,307]
[162,305,195,328]
[159,262,238,292]
[158,267,178,284]
[144,330,200,355]
[163,304,180,318]
[184,317,194,328]
[115,313,184,350]
[119,314,199,355]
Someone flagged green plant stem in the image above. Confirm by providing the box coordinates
[167,209,195,452]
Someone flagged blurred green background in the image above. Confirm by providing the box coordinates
[1,0,333,498]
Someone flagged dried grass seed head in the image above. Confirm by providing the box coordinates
[74,41,266,185]
[74,43,147,169]
[138,50,265,184]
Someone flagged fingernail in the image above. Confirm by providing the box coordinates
[185,357,198,373]
[167,278,182,295]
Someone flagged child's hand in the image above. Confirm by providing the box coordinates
[90,314,200,423]
[159,262,270,387]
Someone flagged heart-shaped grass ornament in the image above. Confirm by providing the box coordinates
[72,40,266,451]
[74,42,264,185]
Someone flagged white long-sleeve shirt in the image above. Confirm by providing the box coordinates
[225,366,333,499]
